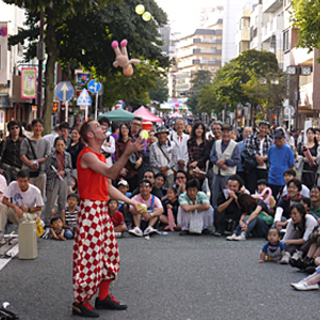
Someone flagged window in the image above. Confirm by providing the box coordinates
[283,30,289,52]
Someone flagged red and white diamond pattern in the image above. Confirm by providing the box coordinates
[73,199,120,302]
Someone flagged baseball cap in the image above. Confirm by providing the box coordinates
[222,123,232,131]
[117,180,129,187]
[273,127,285,139]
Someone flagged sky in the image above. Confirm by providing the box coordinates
[155,0,220,36]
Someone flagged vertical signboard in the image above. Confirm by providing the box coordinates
[0,22,7,85]
[21,68,37,99]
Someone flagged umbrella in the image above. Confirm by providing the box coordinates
[98,108,142,122]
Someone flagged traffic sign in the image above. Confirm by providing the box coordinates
[55,81,74,102]
[87,80,101,93]
[77,89,92,106]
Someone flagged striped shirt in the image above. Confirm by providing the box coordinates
[65,206,79,227]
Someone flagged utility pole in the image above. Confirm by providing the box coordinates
[37,11,45,118]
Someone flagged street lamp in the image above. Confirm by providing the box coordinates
[286,64,312,129]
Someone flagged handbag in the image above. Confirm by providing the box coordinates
[257,211,274,225]
[241,149,258,171]
[189,210,203,234]
[27,139,40,178]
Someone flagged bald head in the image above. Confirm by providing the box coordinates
[242,127,253,140]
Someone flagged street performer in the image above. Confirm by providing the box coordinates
[72,119,145,318]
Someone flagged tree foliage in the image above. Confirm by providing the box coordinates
[198,49,283,117]
[290,0,320,55]
[149,77,169,104]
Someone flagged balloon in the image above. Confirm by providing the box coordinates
[140,130,149,140]
[142,11,151,21]
[135,4,145,15]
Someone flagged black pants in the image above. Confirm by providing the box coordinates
[246,168,267,194]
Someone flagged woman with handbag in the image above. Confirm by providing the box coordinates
[187,122,207,189]
[298,127,318,189]
[20,119,51,197]
[226,193,274,241]
[115,123,143,192]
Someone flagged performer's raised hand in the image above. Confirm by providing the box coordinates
[125,137,146,155]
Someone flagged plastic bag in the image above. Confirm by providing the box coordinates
[189,210,203,234]
[36,218,45,238]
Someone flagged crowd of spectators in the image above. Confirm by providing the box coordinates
[2,116,320,291]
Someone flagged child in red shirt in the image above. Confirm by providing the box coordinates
[108,198,127,237]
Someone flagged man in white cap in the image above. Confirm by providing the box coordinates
[150,126,178,188]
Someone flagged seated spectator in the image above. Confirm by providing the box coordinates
[50,217,66,241]
[174,170,188,195]
[62,193,80,240]
[99,117,115,168]
[226,194,273,241]
[68,175,78,195]
[0,170,43,244]
[159,187,180,231]
[154,172,167,199]
[177,179,213,236]
[213,174,245,237]
[274,179,303,231]
[107,198,127,238]
[130,169,162,200]
[291,266,320,291]
[281,169,310,198]
[280,203,318,264]
[257,228,286,263]
[117,180,132,229]
[256,179,276,214]
[310,186,320,223]
[129,179,164,237]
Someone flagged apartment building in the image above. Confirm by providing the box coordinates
[175,27,222,96]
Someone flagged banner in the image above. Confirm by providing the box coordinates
[0,22,7,85]
[21,68,37,99]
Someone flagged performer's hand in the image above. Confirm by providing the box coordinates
[131,201,146,215]
[126,137,146,155]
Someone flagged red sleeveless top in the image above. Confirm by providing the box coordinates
[77,146,109,201]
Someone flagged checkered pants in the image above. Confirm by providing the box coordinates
[73,199,120,303]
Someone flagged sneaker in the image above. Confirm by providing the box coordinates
[305,266,316,274]
[179,230,189,236]
[202,229,211,235]
[212,231,222,237]
[280,252,291,264]
[289,258,302,269]
[226,233,237,241]
[41,227,51,239]
[234,233,246,241]
[95,294,127,310]
[143,226,157,236]
[0,237,5,245]
[128,227,143,237]
[72,302,99,318]
[291,250,303,261]
[292,281,319,291]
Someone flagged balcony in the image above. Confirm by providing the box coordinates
[193,38,222,45]
[263,0,283,13]
[192,59,221,66]
[193,49,222,55]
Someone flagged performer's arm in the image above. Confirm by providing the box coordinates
[108,182,144,214]
[80,138,145,180]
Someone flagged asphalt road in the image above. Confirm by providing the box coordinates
[0,233,319,320]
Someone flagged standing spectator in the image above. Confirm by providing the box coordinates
[185,124,192,135]
[237,126,253,185]
[211,121,223,141]
[315,128,320,144]
[170,119,189,172]
[297,130,304,149]
[110,123,119,141]
[210,124,241,208]
[20,119,51,197]
[150,126,178,188]
[177,179,213,235]
[0,121,24,183]
[244,120,273,194]
[130,117,143,139]
[187,122,207,188]
[43,137,72,226]
[99,118,115,168]
[298,127,318,189]
[42,124,62,150]
[115,123,143,192]
[268,127,295,201]
[66,127,85,177]
[60,121,71,147]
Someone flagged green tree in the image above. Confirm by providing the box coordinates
[186,70,212,114]
[7,0,169,132]
[149,77,169,104]
[290,0,320,55]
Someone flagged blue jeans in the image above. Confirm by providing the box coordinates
[64,228,75,240]
[235,215,270,239]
